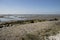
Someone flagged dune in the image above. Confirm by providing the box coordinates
[0,21,60,40]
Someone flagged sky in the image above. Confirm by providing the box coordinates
[0,0,60,14]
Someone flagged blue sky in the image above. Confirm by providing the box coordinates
[0,0,60,14]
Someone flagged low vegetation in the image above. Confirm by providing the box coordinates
[0,20,60,40]
[0,18,58,28]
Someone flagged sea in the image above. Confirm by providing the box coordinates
[0,14,60,22]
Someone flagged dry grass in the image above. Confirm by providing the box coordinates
[0,20,60,40]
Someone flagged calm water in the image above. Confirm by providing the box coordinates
[0,14,60,22]
[0,16,27,22]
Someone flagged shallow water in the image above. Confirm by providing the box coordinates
[0,16,26,22]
